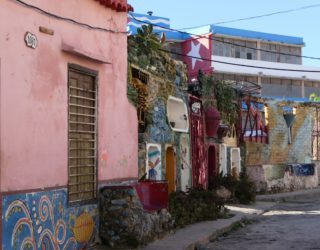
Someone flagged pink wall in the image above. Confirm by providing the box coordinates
[0,0,138,192]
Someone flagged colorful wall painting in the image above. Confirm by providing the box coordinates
[146,143,162,180]
[180,134,191,192]
[2,188,98,250]
[286,163,315,176]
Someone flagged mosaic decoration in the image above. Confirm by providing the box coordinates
[2,189,98,250]
[180,134,191,192]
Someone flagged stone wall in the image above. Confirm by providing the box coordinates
[99,186,173,248]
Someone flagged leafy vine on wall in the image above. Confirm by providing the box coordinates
[199,71,238,126]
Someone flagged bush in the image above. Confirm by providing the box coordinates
[169,188,225,228]
[235,172,256,204]
[208,172,256,205]
[209,172,238,193]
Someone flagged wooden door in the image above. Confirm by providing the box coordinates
[166,147,175,193]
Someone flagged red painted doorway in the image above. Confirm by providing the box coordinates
[208,145,217,188]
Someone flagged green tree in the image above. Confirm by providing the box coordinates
[135,24,161,55]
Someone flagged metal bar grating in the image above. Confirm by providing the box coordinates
[68,68,97,203]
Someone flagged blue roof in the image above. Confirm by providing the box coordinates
[128,13,305,45]
[242,102,265,110]
[211,26,304,46]
[261,96,310,102]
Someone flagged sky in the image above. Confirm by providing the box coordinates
[128,0,320,67]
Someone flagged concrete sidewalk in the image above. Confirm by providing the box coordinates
[141,201,275,250]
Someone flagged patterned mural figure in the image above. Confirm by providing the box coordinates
[146,144,162,180]
[2,189,98,250]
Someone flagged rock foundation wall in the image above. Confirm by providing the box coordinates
[99,186,173,248]
[247,164,318,193]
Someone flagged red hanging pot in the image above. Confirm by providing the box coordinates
[205,107,221,137]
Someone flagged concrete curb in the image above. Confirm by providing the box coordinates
[141,214,245,250]
[256,187,320,202]
[184,214,247,250]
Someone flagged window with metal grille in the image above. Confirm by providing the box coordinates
[131,66,149,133]
[312,107,320,161]
[68,65,97,204]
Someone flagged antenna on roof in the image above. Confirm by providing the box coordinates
[147,11,153,16]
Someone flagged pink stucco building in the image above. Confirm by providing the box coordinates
[0,0,137,248]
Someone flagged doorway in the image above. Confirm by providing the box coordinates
[166,146,175,193]
[208,145,217,187]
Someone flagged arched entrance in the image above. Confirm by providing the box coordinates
[166,146,175,193]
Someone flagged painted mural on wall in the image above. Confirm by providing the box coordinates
[180,134,191,192]
[2,189,98,250]
[146,143,162,180]
[286,163,315,176]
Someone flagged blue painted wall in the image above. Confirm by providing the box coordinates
[2,189,98,250]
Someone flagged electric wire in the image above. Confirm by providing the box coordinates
[158,48,320,73]
[129,13,320,61]
[179,3,320,28]
[12,0,127,34]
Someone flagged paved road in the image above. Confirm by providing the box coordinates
[206,198,320,250]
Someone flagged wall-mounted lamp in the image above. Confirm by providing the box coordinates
[283,107,296,144]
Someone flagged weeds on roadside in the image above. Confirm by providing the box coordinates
[209,171,256,205]
[169,188,225,228]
